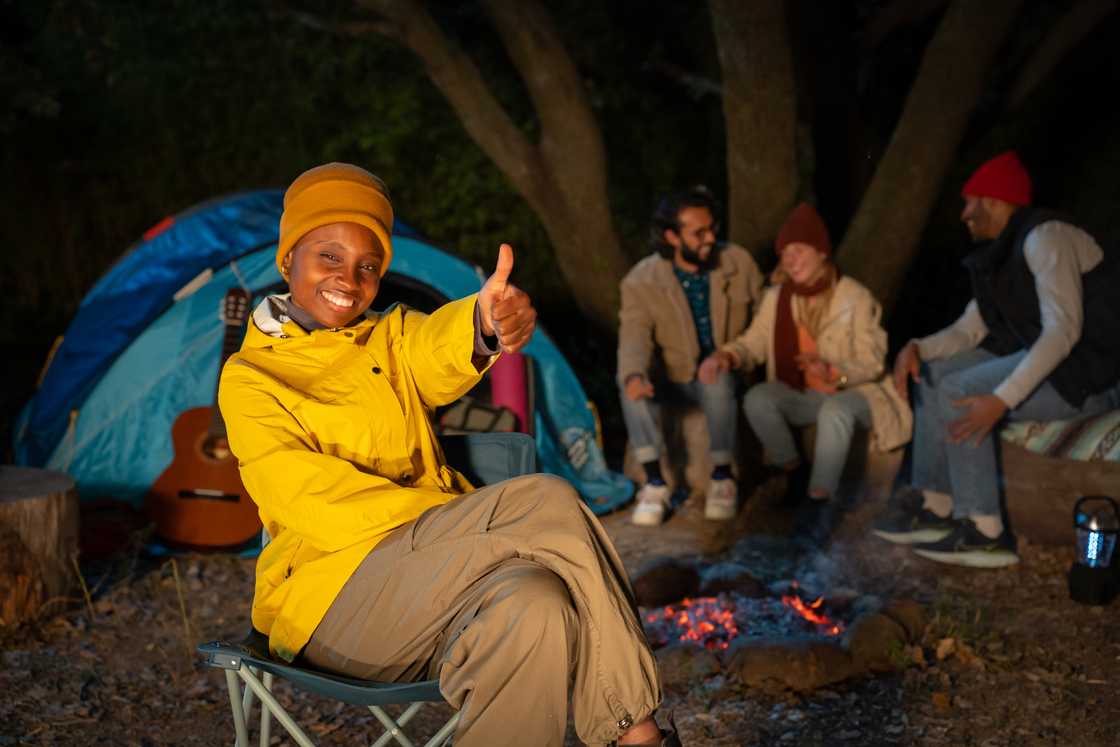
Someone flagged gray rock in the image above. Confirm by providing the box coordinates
[631,556,701,607]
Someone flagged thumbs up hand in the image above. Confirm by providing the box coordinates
[478,243,537,353]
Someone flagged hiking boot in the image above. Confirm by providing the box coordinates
[704,477,738,520]
[911,518,1019,568]
[631,482,672,526]
[871,487,955,545]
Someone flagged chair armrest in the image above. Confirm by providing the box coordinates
[439,432,536,486]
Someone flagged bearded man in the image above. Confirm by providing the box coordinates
[617,186,764,526]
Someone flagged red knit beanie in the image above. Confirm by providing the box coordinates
[961,151,1032,206]
[775,202,831,256]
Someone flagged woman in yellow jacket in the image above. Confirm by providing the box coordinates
[218,163,671,747]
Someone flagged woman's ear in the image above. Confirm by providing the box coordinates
[281,250,293,280]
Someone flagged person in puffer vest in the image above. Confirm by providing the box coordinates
[219,163,680,747]
[873,151,1120,569]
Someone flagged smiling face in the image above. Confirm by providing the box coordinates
[667,206,718,271]
[780,241,829,286]
[282,222,384,328]
[960,195,1015,242]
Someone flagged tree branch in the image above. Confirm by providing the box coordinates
[357,0,543,204]
[1007,0,1117,110]
[840,0,1025,312]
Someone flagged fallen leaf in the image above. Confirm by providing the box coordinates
[931,691,951,711]
[936,638,956,661]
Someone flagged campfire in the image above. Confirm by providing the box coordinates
[642,581,846,651]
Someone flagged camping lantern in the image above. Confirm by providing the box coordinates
[1069,495,1119,605]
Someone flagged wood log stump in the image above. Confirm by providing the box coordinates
[1001,441,1120,546]
[0,466,79,625]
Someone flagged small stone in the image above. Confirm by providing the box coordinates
[880,599,926,642]
[631,556,701,607]
[846,613,908,673]
[731,638,854,694]
[699,562,767,598]
[654,642,721,691]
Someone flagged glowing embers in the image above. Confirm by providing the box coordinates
[646,596,741,650]
[642,582,846,651]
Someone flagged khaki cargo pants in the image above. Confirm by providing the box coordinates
[303,474,662,746]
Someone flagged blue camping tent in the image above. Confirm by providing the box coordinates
[13,190,633,515]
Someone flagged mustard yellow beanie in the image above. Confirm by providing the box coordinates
[277,162,394,277]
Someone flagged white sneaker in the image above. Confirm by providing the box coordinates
[631,482,672,526]
[704,478,738,520]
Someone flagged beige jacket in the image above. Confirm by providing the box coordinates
[721,276,912,452]
[617,244,764,386]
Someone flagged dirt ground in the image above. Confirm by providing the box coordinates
[2,450,1118,746]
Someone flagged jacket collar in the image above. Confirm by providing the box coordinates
[244,294,377,348]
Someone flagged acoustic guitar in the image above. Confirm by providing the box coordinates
[145,288,262,549]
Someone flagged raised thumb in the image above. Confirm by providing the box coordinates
[489,243,514,290]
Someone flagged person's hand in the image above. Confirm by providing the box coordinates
[698,351,733,385]
[478,243,537,353]
[893,341,921,402]
[794,352,831,382]
[948,394,1008,445]
[624,374,655,401]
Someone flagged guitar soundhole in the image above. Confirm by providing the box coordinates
[200,434,233,462]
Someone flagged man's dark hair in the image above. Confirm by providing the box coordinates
[649,185,721,258]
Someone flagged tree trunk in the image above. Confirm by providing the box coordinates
[360,0,627,329]
[710,0,799,260]
[839,0,1024,312]
[0,466,79,625]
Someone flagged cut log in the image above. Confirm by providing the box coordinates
[0,466,79,625]
[1001,442,1120,546]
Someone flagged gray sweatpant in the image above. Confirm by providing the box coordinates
[302,474,661,747]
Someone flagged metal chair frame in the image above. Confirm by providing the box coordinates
[199,432,537,747]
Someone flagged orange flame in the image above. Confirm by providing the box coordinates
[781,583,844,635]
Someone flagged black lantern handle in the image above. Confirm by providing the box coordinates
[1073,494,1120,529]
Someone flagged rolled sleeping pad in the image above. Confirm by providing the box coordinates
[489,351,530,434]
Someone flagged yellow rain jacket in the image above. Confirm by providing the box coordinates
[218,293,494,661]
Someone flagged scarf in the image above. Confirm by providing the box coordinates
[774,266,836,391]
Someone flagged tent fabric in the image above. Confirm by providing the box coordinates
[14,190,633,515]
[16,190,285,467]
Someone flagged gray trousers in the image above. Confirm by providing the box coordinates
[303,474,661,747]
[743,380,872,496]
[911,348,1120,518]
[618,371,738,465]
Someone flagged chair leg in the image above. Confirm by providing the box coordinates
[235,667,318,747]
[259,671,274,747]
[370,703,422,747]
[224,670,251,747]
[424,712,460,747]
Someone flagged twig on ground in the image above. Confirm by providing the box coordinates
[72,555,95,624]
[170,558,194,660]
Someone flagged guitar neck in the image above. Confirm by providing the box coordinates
[208,291,251,438]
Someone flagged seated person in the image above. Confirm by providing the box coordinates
[617,186,764,526]
[699,203,910,510]
[874,151,1120,568]
[218,163,677,747]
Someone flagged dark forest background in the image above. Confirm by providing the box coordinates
[2,0,1118,466]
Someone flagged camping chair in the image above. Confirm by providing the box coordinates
[198,432,537,747]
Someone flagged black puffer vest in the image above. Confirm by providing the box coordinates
[962,207,1120,407]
